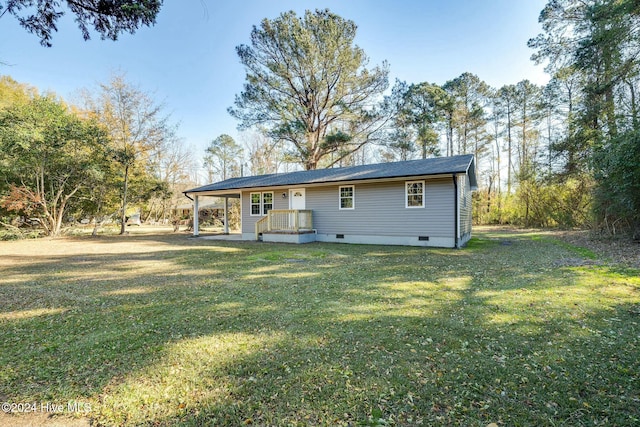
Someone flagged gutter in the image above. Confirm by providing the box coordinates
[453,173,458,249]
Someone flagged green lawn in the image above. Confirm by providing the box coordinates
[0,229,638,426]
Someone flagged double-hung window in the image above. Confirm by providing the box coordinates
[406,181,424,208]
[250,192,274,216]
[339,186,355,210]
[250,193,261,215]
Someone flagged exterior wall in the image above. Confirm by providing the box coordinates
[240,177,461,248]
[307,179,454,242]
[458,174,473,246]
[241,189,289,236]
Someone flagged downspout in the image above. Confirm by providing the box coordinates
[193,195,200,237]
[453,173,458,249]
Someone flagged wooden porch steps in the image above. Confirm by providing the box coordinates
[255,210,314,243]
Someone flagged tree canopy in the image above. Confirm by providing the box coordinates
[85,73,172,235]
[0,0,162,46]
[3,1,640,239]
[0,74,193,237]
[386,80,448,160]
[530,0,640,236]
[0,92,108,236]
[204,134,243,182]
[229,9,389,170]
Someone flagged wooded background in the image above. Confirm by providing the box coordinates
[1,1,638,239]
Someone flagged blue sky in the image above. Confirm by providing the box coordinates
[0,0,549,166]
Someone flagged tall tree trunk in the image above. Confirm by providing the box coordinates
[494,122,501,196]
[92,200,102,237]
[603,43,618,139]
[604,86,617,138]
[521,102,527,175]
[53,199,67,237]
[507,108,512,194]
[447,112,454,156]
[120,164,129,235]
[629,80,639,131]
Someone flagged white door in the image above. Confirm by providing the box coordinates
[290,188,306,210]
[289,188,307,229]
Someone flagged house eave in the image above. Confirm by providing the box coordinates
[182,190,242,198]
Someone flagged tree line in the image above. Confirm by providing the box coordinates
[0,74,195,237]
[2,1,639,239]
[215,4,639,238]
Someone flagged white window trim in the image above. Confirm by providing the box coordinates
[249,192,274,216]
[405,180,425,208]
[339,185,355,210]
[250,192,261,216]
[262,191,273,215]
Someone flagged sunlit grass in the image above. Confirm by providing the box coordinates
[0,231,638,426]
[99,332,285,426]
[101,287,156,296]
[0,307,69,321]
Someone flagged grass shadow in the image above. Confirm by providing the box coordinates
[0,230,638,426]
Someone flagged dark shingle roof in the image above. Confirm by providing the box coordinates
[185,154,476,194]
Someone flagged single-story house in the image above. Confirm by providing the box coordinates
[183,154,477,248]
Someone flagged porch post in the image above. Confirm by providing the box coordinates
[193,195,200,237]
[223,196,229,234]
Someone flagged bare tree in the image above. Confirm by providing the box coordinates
[86,73,171,234]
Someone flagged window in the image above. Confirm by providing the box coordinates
[339,186,354,209]
[250,193,261,215]
[262,192,273,214]
[250,192,274,216]
[406,181,424,208]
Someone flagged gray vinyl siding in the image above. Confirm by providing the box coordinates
[459,174,472,238]
[241,178,456,239]
[241,189,289,234]
[308,179,454,238]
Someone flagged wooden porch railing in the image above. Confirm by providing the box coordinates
[255,215,269,238]
[254,209,313,240]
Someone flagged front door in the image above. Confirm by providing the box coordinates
[289,189,307,229]
[290,188,306,210]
